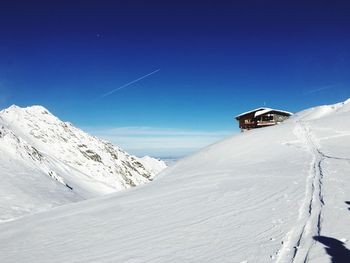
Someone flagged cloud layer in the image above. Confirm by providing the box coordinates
[85,126,233,158]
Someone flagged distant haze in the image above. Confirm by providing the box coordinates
[86,126,232,158]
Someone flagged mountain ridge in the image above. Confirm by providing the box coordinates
[0,104,166,221]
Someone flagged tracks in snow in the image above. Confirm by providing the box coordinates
[276,122,325,263]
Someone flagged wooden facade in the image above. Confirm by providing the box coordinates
[235,108,293,131]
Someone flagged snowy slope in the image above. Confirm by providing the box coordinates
[0,105,166,221]
[0,100,349,263]
[0,125,83,222]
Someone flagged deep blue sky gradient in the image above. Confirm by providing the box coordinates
[0,1,349,156]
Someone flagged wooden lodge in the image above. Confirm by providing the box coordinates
[235,108,293,131]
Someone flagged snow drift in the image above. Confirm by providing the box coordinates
[0,100,350,263]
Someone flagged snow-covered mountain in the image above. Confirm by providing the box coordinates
[0,105,166,221]
[0,99,350,263]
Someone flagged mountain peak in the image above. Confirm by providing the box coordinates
[2,104,51,115]
[25,105,50,113]
[6,104,20,111]
[22,105,51,115]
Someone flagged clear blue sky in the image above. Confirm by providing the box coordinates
[0,1,349,157]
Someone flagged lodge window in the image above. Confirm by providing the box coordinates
[261,115,273,121]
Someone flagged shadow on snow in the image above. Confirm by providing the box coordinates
[345,201,350,211]
[313,236,350,263]
[313,203,350,262]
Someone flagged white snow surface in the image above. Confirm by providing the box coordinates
[1,100,350,262]
[0,105,166,221]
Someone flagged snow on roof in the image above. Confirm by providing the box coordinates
[235,108,266,119]
[235,108,293,119]
[254,108,293,117]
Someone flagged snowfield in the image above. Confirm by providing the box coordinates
[0,100,350,262]
[0,105,166,221]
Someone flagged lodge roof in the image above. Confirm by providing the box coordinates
[235,108,293,119]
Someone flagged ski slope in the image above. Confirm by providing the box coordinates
[0,100,350,262]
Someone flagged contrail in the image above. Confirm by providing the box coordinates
[100,69,160,98]
[302,85,335,96]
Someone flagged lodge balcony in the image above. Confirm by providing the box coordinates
[240,120,276,129]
